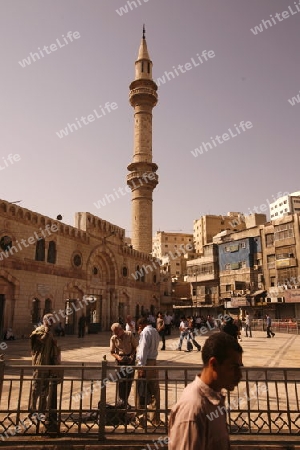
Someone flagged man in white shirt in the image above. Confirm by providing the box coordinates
[125,315,136,335]
[135,317,160,426]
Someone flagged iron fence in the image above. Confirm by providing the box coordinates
[0,359,299,441]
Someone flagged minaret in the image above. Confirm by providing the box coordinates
[127,26,158,254]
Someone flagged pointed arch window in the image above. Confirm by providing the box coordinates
[35,239,45,261]
[44,298,52,314]
[47,241,56,264]
[141,61,144,73]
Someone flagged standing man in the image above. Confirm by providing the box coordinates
[78,313,86,338]
[234,314,243,342]
[266,314,275,338]
[110,323,137,407]
[156,311,166,350]
[245,311,252,338]
[169,332,243,450]
[30,313,60,411]
[135,316,161,426]
[164,312,173,335]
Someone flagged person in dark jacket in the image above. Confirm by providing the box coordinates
[221,316,239,341]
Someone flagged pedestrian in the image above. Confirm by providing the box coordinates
[176,316,189,351]
[30,313,61,411]
[266,314,275,338]
[245,312,252,338]
[135,316,161,426]
[78,313,86,338]
[164,312,173,335]
[168,332,243,450]
[187,317,201,352]
[110,322,137,407]
[234,315,243,342]
[156,311,166,350]
[221,316,239,341]
[125,315,136,335]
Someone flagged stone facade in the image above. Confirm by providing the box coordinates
[0,201,161,338]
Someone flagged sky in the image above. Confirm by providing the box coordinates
[1,0,300,238]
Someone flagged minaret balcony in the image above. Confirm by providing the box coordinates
[129,88,158,105]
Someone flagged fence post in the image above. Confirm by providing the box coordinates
[0,354,4,401]
[98,357,107,441]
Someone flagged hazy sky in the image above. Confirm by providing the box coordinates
[1,0,300,237]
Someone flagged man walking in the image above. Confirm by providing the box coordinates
[168,332,243,450]
[135,317,161,426]
[266,314,275,338]
[245,311,252,338]
[110,322,137,407]
[156,311,166,350]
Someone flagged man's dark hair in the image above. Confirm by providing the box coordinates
[137,316,149,327]
[202,332,243,366]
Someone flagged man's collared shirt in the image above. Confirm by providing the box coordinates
[136,325,159,366]
[168,376,230,450]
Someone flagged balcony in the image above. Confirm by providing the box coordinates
[276,257,297,268]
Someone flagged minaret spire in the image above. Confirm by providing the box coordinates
[127,31,159,254]
[143,24,145,39]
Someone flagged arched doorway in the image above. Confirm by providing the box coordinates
[63,284,85,335]
[31,298,41,325]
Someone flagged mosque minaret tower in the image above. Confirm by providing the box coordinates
[127,26,159,254]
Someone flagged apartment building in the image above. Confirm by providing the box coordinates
[193,213,246,255]
[261,213,300,318]
[152,231,194,279]
[186,243,219,306]
[217,226,264,312]
[270,191,300,220]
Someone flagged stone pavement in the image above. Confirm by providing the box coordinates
[3,327,300,367]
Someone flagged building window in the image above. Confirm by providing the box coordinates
[0,235,12,252]
[241,242,246,249]
[72,253,82,268]
[93,266,98,275]
[47,241,56,264]
[44,298,52,314]
[122,266,128,277]
[225,263,231,270]
[35,239,45,261]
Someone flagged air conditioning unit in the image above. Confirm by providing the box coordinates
[240,290,245,295]
[253,265,258,270]
[277,297,284,303]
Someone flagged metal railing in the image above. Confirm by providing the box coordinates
[251,319,300,334]
[0,359,299,441]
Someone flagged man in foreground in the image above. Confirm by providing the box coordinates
[30,313,60,411]
[168,332,243,450]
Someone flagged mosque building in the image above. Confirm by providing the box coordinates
[0,30,169,338]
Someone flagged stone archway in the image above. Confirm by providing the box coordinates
[86,244,118,330]
[63,283,85,335]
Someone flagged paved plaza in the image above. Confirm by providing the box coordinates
[3,327,300,367]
